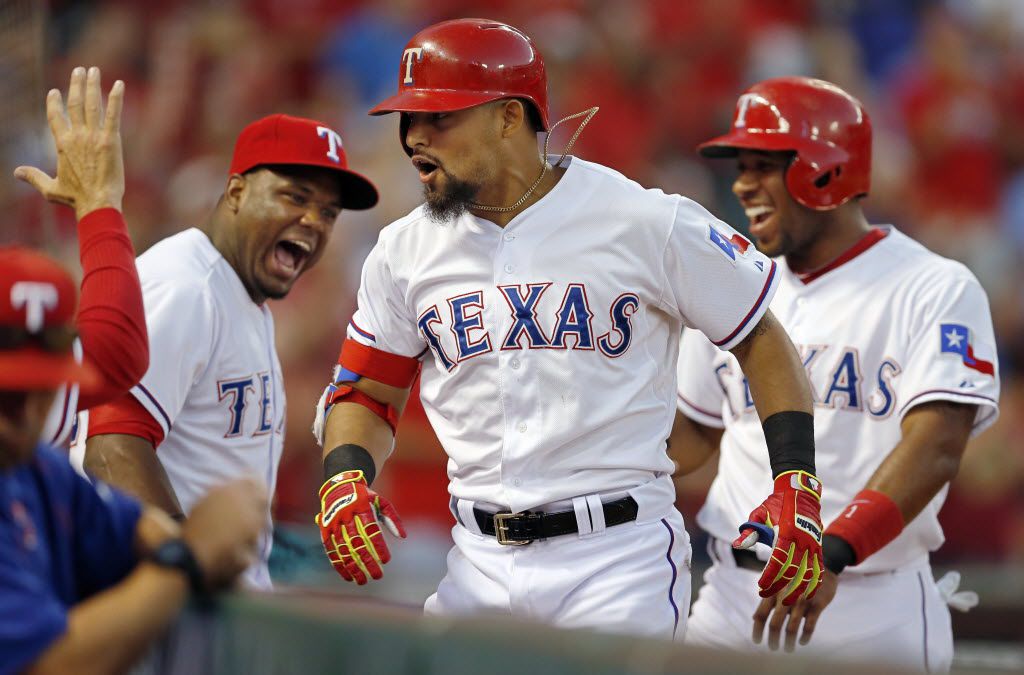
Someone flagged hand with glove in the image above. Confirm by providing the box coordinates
[735,469,825,605]
[315,470,406,584]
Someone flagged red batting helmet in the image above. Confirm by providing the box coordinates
[369,18,549,150]
[698,77,871,210]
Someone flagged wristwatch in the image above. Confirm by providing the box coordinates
[150,538,205,594]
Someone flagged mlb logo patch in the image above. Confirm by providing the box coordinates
[940,323,994,376]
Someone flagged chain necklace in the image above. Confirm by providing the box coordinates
[470,106,600,213]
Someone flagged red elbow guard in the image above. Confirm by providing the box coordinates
[825,489,905,565]
[326,385,400,434]
[339,339,420,388]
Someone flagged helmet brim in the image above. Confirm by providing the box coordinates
[369,89,512,117]
[697,131,803,158]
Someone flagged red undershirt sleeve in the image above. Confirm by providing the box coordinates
[87,392,165,448]
[75,208,149,409]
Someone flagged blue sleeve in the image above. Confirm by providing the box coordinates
[0,558,67,675]
[70,471,143,597]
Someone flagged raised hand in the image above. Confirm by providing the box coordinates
[14,66,126,219]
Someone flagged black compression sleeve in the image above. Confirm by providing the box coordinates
[762,410,816,477]
[323,443,377,484]
[822,534,856,575]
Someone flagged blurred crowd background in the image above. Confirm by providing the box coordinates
[1,0,1022,591]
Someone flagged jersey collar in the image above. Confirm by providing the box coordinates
[463,155,578,235]
[796,227,889,285]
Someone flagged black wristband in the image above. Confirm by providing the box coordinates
[822,534,856,575]
[762,410,816,477]
[150,538,206,594]
[324,443,377,484]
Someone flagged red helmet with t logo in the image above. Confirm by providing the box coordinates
[369,18,549,144]
[698,77,871,210]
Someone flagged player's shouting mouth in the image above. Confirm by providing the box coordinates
[271,231,315,280]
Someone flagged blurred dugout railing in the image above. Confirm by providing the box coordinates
[133,583,1022,675]
[126,523,1024,675]
[136,589,894,675]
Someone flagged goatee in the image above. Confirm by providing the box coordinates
[423,173,481,223]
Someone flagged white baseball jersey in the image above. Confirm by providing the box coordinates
[42,339,83,446]
[76,228,285,589]
[677,227,1000,573]
[348,156,779,514]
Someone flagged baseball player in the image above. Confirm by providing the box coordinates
[13,66,149,446]
[312,19,826,639]
[673,77,1000,671]
[0,246,265,675]
[76,113,379,589]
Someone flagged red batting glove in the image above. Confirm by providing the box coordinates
[735,470,824,605]
[314,470,406,584]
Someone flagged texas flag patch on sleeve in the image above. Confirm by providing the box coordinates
[940,323,994,376]
[707,224,752,264]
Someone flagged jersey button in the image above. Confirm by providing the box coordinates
[510,358,521,369]
[504,263,515,274]
[504,232,516,242]
[517,422,528,433]
[513,477,522,486]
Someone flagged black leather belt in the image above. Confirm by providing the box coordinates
[473,496,639,546]
[732,546,765,572]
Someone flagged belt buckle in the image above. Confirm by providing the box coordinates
[493,511,531,546]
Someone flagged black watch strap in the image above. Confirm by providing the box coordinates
[150,538,205,594]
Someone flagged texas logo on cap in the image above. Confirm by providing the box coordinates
[229,114,379,211]
[0,247,99,391]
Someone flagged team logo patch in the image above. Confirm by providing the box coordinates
[940,323,994,376]
[402,47,424,84]
[316,126,344,164]
[706,224,751,264]
[10,281,58,331]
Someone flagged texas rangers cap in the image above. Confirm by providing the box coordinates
[0,247,99,391]
[229,114,379,210]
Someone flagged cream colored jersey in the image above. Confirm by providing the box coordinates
[348,156,779,514]
[76,229,285,589]
[677,227,1000,573]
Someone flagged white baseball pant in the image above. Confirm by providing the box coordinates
[685,537,955,672]
[425,496,692,640]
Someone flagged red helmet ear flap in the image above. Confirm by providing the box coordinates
[785,143,851,210]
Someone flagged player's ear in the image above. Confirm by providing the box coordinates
[499,99,525,138]
[224,174,247,214]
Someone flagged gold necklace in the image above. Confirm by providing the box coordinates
[470,106,600,213]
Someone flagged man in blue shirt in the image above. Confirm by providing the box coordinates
[0,247,267,675]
